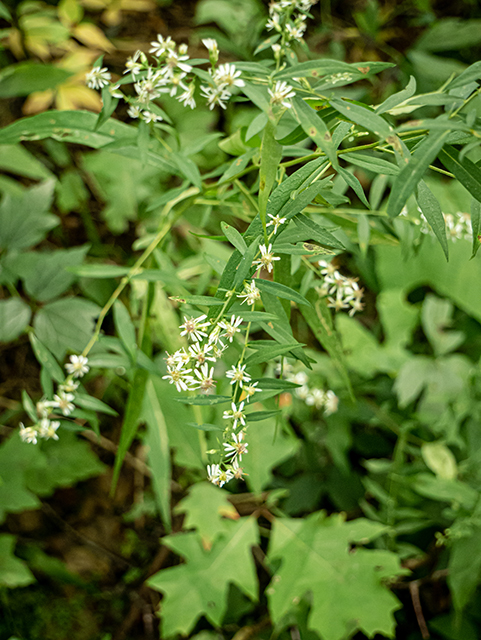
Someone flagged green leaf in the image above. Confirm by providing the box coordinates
[276,60,394,82]
[387,130,450,218]
[148,518,259,637]
[175,395,231,406]
[22,391,37,423]
[0,1,12,19]
[171,151,203,189]
[221,222,247,254]
[33,297,100,359]
[471,198,481,259]
[421,294,464,356]
[0,535,35,588]
[0,111,136,148]
[438,145,481,203]
[416,181,449,260]
[337,167,370,208]
[0,299,31,342]
[412,474,478,509]
[29,333,64,383]
[233,234,263,289]
[449,523,481,612]
[259,121,283,228]
[0,180,58,251]
[246,409,282,421]
[394,356,433,407]
[421,442,457,480]
[330,98,393,139]
[415,18,481,52]
[238,311,278,322]
[170,295,225,307]
[112,368,148,491]
[292,97,338,168]
[0,62,73,98]
[0,144,53,180]
[292,213,345,250]
[143,377,172,529]
[74,394,118,417]
[256,278,312,308]
[267,514,406,640]
[67,264,130,278]
[340,152,399,176]
[449,60,481,90]
[252,377,300,390]
[113,300,137,362]
[174,483,239,544]
[186,422,223,432]
[241,82,271,113]
[246,342,303,366]
[375,76,417,115]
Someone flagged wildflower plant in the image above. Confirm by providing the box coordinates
[3,2,481,638]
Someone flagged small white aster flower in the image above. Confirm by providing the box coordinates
[86,66,111,90]
[142,111,163,124]
[193,363,217,394]
[124,51,143,77]
[19,423,37,444]
[217,315,243,343]
[149,34,176,57]
[231,458,248,479]
[311,388,326,410]
[223,431,248,461]
[108,84,123,99]
[58,380,79,394]
[52,392,75,417]
[213,64,245,89]
[200,85,231,110]
[244,381,262,401]
[38,419,60,440]
[161,50,192,77]
[324,390,339,415]
[207,463,221,485]
[327,292,349,312]
[202,38,219,56]
[295,384,310,401]
[36,399,53,418]
[253,243,281,273]
[127,105,142,119]
[177,83,196,109]
[268,81,296,108]
[226,364,251,388]
[179,315,210,342]
[162,364,195,393]
[65,355,89,378]
[237,280,261,306]
[222,401,246,429]
[217,468,234,488]
[266,213,287,233]
[318,260,337,277]
[189,342,216,367]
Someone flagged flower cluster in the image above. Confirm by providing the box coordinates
[86,36,244,121]
[162,309,262,487]
[401,206,473,243]
[281,363,339,416]
[266,0,318,50]
[18,355,89,445]
[316,260,364,316]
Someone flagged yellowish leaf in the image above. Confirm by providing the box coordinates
[23,90,55,115]
[56,85,102,111]
[73,23,114,51]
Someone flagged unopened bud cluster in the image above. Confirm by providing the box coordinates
[267,0,318,57]
[280,361,339,416]
[316,260,364,316]
[18,355,89,445]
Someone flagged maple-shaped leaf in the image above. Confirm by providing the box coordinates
[174,482,239,546]
[147,517,258,637]
[266,513,408,640]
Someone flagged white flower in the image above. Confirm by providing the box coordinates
[223,431,248,461]
[237,280,261,306]
[213,64,245,89]
[327,292,350,312]
[268,81,296,108]
[162,363,195,392]
[38,419,60,440]
[59,380,79,394]
[202,38,219,55]
[161,50,192,77]
[168,72,188,97]
[86,66,111,90]
[52,392,75,417]
[217,468,234,487]
[142,111,163,123]
[177,83,196,109]
[207,463,221,485]
[19,423,37,444]
[124,51,143,77]
[149,34,176,57]
[127,105,142,119]
[189,342,216,366]
[244,382,262,401]
[179,315,210,342]
[266,14,282,31]
[223,402,246,429]
[318,260,337,277]
[253,243,281,273]
[285,21,306,41]
[266,213,287,234]
[36,399,53,418]
[217,315,243,343]
[226,364,251,388]
[200,85,231,110]
[310,388,326,410]
[289,371,308,386]
[231,458,248,479]
[65,355,89,378]
[192,364,217,394]
[109,84,123,99]
[295,384,310,401]
[324,390,339,415]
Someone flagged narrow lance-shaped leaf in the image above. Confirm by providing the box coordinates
[438,145,481,204]
[471,198,481,259]
[292,97,339,168]
[375,75,417,115]
[387,130,450,218]
[29,333,64,383]
[221,221,247,254]
[416,180,449,261]
[113,300,137,363]
[256,278,312,308]
[330,98,393,139]
[259,120,283,231]
[338,167,370,208]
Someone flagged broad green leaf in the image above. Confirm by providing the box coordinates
[449,522,481,611]
[421,294,464,356]
[375,75,417,115]
[0,111,136,148]
[415,18,481,52]
[412,473,478,509]
[0,144,53,180]
[0,435,40,523]
[438,145,481,203]
[29,333,64,383]
[112,368,148,491]
[416,181,449,260]
[329,98,393,139]
[0,180,58,251]
[0,62,73,98]
[421,442,457,480]
[245,341,304,366]
[33,297,100,359]
[267,514,406,640]
[174,483,239,544]
[0,535,35,588]
[176,395,231,406]
[148,518,258,636]
[471,198,481,259]
[387,130,450,218]
[394,356,433,407]
[255,278,312,308]
[143,377,171,529]
[113,300,137,362]
[292,97,338,168]
[221,221,247,254]
[0,1,12,19]
[340,152,399,175]
[171,151,203,189]
[0,299,31,342]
